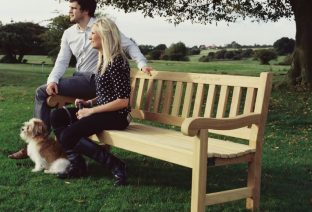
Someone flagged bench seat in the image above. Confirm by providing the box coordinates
[92,123,255,168]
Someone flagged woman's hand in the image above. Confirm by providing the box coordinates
[75,98,88,108]
[76,108,94,119]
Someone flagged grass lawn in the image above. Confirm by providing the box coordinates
[0,56,311,211]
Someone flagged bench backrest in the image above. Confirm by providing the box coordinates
[130,70,272,142]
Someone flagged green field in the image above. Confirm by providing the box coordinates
[0,56,311,211]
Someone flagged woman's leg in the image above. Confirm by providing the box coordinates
[62,111,128,185]
[50,108,87,178]
[58,111,128,150]
[75,137,127,186]
[51,109,129,185]
[50,107,77,141]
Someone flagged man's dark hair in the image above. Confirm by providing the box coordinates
[70,0,97,17]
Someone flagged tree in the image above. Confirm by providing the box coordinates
[189,46,201,55]
[148,49,162,60]
[225,41,241,49]
[164,42,189,61]
[95,0,311,87]
[138,45,154,55]
[241,48,254,58]
[273,37,295,55]
[149,44,167,60]
[0,22,46,63]
[154,44,167,51]
[41,15,75,65]
[254,49,278,65]
[215,49,227,60]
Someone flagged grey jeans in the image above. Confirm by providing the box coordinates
[33,72,96,130]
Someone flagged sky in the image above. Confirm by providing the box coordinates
[0,0,296,47]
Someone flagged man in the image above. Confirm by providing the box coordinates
[9,0,152,159]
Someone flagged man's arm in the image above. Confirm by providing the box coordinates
[47,31,73,85]
[120,32,152,74]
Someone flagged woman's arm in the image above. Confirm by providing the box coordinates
[75,97,97,108]
[76,98,129,119]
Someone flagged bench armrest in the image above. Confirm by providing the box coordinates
[181,113,261,136]
[47,95,76,108]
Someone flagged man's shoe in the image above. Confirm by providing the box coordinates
[8,148,28,159]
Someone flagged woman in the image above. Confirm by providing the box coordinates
[51,17,131,186]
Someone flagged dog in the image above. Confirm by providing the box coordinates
[20,118,70,174]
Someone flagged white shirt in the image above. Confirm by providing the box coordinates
[47,17,147,84]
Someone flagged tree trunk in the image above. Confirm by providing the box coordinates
[289,0,312,87]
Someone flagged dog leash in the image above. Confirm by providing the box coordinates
[62,106,74,125]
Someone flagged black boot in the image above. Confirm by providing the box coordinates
[75,137,127,186]
[57,150,87,179]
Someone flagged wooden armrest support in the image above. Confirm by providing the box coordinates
[47,95,76,108]
[181,113,261,136]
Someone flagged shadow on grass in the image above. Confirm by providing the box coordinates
[86,154,248,191]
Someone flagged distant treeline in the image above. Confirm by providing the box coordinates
[137,37,294,65]
[0,16,295,65]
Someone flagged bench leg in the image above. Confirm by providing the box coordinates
[246,157,261,211]
[191,130,208,212]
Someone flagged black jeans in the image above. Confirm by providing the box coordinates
[50,107,129,151]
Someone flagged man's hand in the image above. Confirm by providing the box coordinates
[46,82,58,96]
[141,66,153,76]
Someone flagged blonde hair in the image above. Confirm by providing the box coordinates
[93,16,127,74]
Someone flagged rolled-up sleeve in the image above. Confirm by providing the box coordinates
[120,31,147,70]
[47,31,73,84]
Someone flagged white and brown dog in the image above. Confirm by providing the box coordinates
[20,118,70,174]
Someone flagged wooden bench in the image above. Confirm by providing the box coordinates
[47,70,272,211]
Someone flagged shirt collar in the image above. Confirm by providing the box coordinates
[75,17,96,31]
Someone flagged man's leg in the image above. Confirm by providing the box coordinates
[34,73,96,130]
[33,84,51,129]
[9,73,96,160]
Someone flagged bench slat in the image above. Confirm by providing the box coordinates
[130,77,137,108]
[136,78,146,109]
[144,79,154,111]
[162,81,173,114]
[193,83,204,117]
[153,80,163,113]
[182,82,194,117]
[244,87,256,113]
[204,84,216,117]
[171,81,183,116]
[229,86,242,117]
[216,85,230,118]
[131,110,184,126]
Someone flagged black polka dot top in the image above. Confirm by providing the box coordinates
[95,55,131,115]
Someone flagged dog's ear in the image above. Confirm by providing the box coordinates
[32,120,47,137]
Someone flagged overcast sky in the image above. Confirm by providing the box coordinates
[0,0,296,47]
